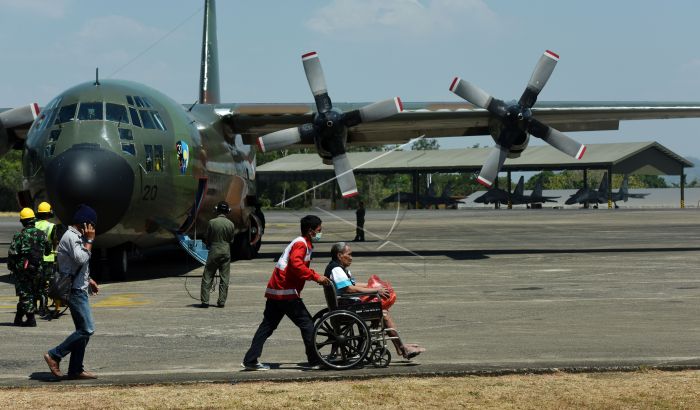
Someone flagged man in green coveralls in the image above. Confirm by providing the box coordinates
[199,201,236,308]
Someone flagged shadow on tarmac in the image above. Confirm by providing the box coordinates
[29,372,61,383]
[259,246,700,262]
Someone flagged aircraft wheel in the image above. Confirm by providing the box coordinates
[108,246,128,281]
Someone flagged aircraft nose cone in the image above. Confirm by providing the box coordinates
[45,144,134,234]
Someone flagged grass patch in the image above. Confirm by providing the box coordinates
[0,371,698,409]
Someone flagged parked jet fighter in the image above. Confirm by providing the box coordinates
[566,173,649,208]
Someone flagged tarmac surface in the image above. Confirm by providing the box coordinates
[0,208,699,386]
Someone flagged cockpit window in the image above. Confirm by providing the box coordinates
[142,96,153,108]
[106,103,129,124]
[140,110,156,129]
[55,103,77,124]
[129,107,142,128]
[126,95,134,106]
[134,96,145,108]
[77,102,103,121]
[152,111,166,131]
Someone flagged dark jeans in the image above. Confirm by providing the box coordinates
[48,289,94,375]
[243,298,319,365]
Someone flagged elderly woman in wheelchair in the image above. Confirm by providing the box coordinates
[310,241,425,369]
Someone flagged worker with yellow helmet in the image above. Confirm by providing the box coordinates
[35,202,62,317]
[7,208,51,326]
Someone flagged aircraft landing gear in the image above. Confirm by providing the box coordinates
[231,211,264,261]
[108,245,128,281]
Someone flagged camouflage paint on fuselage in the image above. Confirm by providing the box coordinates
[23,79,255,249]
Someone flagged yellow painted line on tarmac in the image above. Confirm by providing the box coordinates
[1,294,151,308]
[0,295,17,309]
[92,293,150,307]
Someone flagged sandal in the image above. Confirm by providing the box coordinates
[401,345,426,360]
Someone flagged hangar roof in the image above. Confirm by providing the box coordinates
[256,141,693,178]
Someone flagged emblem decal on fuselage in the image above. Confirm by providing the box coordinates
[176,141,189,175]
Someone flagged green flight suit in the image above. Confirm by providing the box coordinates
[200,214,236,306]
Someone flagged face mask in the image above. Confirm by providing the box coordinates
[311,231,322,242]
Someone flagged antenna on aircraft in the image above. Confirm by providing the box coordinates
[95,67,100,86]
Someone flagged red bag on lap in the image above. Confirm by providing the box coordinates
[360,274,397,310]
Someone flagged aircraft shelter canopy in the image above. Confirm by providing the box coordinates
[256,141,693,180]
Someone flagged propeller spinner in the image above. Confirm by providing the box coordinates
[449,50,586,188]
[257,51,403,198]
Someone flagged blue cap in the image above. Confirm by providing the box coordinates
[72,204,97,226]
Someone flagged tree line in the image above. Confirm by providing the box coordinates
[0,141,694,211]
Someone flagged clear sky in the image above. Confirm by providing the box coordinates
[2,0,700,161]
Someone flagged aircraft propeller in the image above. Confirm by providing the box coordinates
[449,50,586,188]
[0,104,40,155]
[256,51,403,198]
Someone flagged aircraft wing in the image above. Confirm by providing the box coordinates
[222,101,700,146]
[627,193,650,198]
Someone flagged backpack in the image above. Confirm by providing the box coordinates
[8,228,46,273]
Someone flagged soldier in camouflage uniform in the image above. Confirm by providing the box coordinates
[7,208,50,327]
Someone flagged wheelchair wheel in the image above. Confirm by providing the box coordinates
[367,342,391,368]
[311,308,329,325]
[313,310,370,370]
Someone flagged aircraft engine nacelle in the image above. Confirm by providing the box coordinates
[313,118,348,166]
[488,117,530,160]
[507,133,529,159]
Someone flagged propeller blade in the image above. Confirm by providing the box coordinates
[332,153,358,198]
[528,118,586,159]
[359,97,403,122]
[302,51,332,113]
[0,103,40,128]
[256,127,302,152]
[343,97,403,127]
[477,144,509,188]
[449,77,492,109]
[519,50,559,108]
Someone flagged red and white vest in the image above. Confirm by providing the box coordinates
[264,236,321,300]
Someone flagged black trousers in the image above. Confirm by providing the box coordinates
[354,222,365,241]
[243,298,319,365]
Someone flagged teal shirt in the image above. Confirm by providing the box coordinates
[205,215,235,256]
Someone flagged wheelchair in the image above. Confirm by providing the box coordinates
[311,284,400,370]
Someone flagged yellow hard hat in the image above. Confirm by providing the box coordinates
[38,202,52,213]
[20,208,35,220]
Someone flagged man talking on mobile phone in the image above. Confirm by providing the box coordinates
[44,204,100,380]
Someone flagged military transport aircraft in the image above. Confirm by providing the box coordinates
[3,0,700,279]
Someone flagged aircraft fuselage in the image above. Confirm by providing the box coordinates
[22,79,256,250]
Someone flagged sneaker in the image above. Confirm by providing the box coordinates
[241,362,270,371]
[216,303,225,308]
